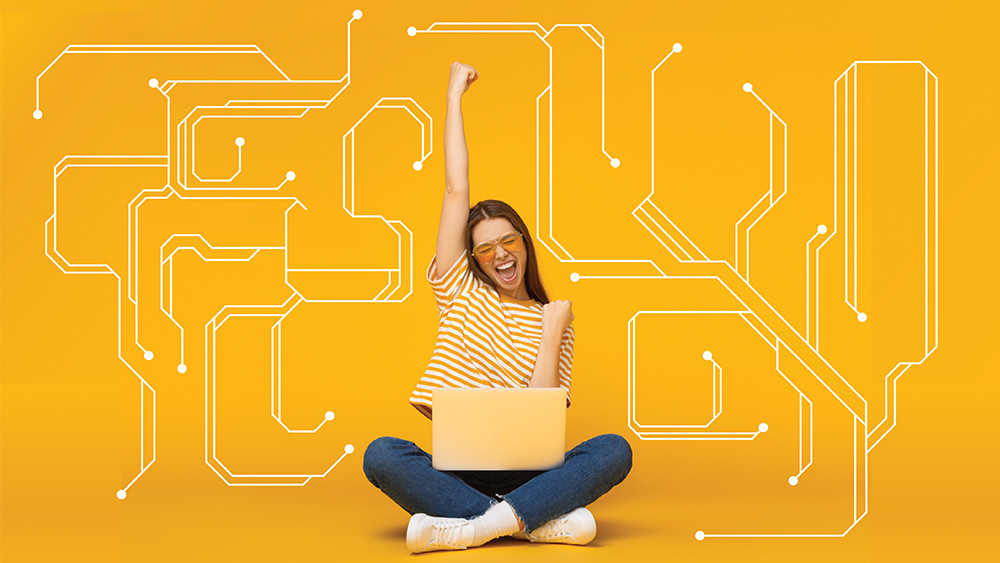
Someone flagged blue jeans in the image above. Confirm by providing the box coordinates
[362,434,632,532]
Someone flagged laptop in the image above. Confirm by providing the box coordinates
[431,388,567,471]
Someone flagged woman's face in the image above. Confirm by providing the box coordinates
[471,217,529,298]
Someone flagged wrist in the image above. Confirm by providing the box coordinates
[446,92,463,106]
[542,324,563,340]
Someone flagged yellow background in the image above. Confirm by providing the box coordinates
[2,0,997,561]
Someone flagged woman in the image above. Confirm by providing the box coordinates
[362,62,632,554]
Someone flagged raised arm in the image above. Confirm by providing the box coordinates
[434,62,478,278]
[530,300,574,389]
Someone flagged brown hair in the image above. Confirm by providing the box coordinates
[466,199,550,304]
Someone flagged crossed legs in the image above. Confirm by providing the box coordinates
[362,433,632,534]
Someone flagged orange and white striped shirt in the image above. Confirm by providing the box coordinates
[409,250,575,418]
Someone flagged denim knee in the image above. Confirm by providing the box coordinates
[594,433,633,483]
[362,436,407,486]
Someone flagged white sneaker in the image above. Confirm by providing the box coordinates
[406,513,476,553]
[511,507,596,545]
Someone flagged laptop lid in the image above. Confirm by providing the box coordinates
[431,388,566,471]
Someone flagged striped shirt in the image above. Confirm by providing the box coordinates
[409,249,575,419]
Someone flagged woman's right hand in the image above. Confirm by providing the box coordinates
[447,62,478,101]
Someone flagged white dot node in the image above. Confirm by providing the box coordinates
[143,350,154,361]
[742,82,753,93]
[32,109,43,119]
[695,530,705,541]
[234,137,245,147]
[116,489,127,500]
[286,170,296,182]
[344,444,355,454]
[407,26,417,37]
[177,363,187,374]
[758,422,769,433]
[610,157,621,168]
[702,350,712,361]
[672,43,683,53]
[857,312,868,322]
[817,224,828,234]
[412,160,423,171]
[570,272,581,283]
[788,475,799,486]
[148,78,159,88]
[325,410,335,421]
[352,9,363,20]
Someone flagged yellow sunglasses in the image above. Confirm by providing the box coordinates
[471,232,524,263]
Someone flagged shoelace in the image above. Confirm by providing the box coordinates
[531,515,573,539]
[429,520,471,547]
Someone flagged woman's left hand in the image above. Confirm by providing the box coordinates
[542,299,573,336]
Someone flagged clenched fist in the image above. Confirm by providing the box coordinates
[447,61,478,101]
[542,299,574,336]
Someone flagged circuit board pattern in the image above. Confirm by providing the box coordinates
[39,12,938,540]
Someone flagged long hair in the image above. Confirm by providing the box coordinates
[465,199,550,304]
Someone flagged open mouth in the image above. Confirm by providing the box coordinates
[496,260,517,284]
